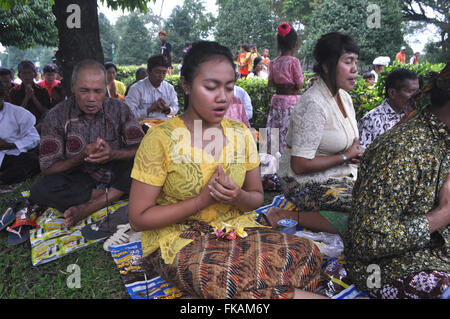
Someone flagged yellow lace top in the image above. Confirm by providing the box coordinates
[131,116,262,264]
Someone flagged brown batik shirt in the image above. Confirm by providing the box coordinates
[39,96,145,184]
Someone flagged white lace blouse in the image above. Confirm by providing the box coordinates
[277,77,359,184]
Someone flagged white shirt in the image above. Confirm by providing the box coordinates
[124,78,178,121]
[247,70,269,81]
[234,86,253,120]
[278,77,359,184]
[409,56,418,65]
[0,102,40,166]
[370,69,378,83]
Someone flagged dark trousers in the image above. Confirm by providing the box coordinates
[30,158,134,212]
[0,148,40,184]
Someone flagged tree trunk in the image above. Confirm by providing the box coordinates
[52,0,104,97]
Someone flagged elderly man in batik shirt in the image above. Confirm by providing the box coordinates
[358,68,419,150]
[30,60,145,227]
[345,62,450,299]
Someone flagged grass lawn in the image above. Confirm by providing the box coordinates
[0,175,281,299]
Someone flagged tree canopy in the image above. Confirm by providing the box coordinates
[0,0,448,71]
[215,0,278,56]
[163,0,215,62]
[0,0,154,49]
[401,0,449,60]
[114,12,154,65]
[0,0,58,49]
[300,0,405,66]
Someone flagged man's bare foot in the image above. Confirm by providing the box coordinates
[63,187,125,227]
[64,204,92,227]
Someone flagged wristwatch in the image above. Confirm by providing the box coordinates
[341,153,348,164]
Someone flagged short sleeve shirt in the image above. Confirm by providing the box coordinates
[131,117,261,263]
[268,56,304,87]
[39,96,144,183]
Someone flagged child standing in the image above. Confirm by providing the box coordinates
[266,23,304,154]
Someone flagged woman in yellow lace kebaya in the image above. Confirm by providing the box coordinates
[267,33,364,236]
[129,41,324,299]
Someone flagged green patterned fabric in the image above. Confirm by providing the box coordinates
[279,175,353,235]
[319,210,349,235]
[345,109,450,294]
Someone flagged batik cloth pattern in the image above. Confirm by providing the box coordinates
[39,96,144,184]
[266,95,300,155]
[357,100,407,150]
[280,175,353,235]
[143,227,322,299]
[345,109,450,295]
[369,270,450,299]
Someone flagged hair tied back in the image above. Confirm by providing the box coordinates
[278,23,291,37]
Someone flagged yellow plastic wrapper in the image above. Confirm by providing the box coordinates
[31,201,128,266]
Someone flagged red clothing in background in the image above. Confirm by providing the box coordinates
[37,79,61,100]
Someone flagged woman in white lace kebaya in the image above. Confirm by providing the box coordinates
[267,32,364,236]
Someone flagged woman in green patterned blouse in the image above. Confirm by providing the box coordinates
[344,62,450,299]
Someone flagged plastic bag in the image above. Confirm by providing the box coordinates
[294,229,344,259]
[314,255,350,298]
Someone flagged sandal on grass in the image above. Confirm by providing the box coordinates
[6,205,40,245]
[81,205,129,241]
[0,208,15,231]
[103,223,141,252]
[7,225,33,245]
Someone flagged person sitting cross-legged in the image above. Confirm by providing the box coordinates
[0,81,40,185]
[129,41,325,299]
[358,68,419,150]
[29,59,145,227]
[125,54,178,132]
[345,61,450,299]
[9,60,50,124]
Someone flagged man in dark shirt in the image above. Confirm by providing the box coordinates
[9,60,50,123]
[0,67,18,102]
[158,30,173,75]
[30,59,145,227]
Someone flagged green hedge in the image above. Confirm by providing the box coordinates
[350,60,445,120]
[116,62,445,128]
